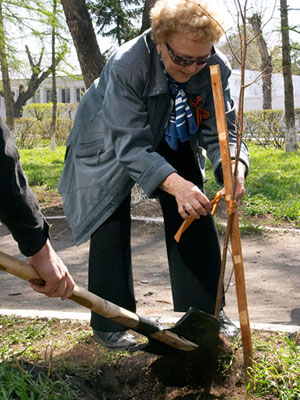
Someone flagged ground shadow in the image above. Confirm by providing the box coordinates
[289,308,300,325]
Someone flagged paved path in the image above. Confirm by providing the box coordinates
[0,218,299,332]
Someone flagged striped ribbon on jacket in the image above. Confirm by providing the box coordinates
[164,79,198,150]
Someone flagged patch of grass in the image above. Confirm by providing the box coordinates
[0,316,89,399]
[19,146,66,190]
[215,217,264,236]
[238,217,264,235]
[19,143,300,227]
[247,334,300,399]
[0,358,79,399]
[205,143,300,227]
[241,144,300,225]
[63,328,93,345]
[0,316,52,349]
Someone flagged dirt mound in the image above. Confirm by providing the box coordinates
[53,335,247,400]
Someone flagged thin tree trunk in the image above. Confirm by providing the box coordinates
[280,0,298,152]
[140,0,157,33]
[0,0,14,130]
[249,14,272,110]
[51,0,57,151]
[61,0,104,88]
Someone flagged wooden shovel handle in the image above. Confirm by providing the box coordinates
[0,250,198,352]
[0,250,139,328]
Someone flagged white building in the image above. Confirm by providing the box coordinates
[0,75,86,118]
[229,70,300,111]
[1,70,300,118]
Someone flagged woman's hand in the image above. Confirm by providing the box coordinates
[28,239,75,300]
[220,161,246,204]
[160,173,212,219]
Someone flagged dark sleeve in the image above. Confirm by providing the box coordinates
[0,119,49,256]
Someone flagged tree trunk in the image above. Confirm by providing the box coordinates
[140,0,157,33]
[0,0,14,130]
[61,0,104,88]
[280,0,298,152]
[248,14,272,110]
[13,45,67,118]
[51,0,57,151]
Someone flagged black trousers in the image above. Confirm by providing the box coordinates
[88,141,223,332]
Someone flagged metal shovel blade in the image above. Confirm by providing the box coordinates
[130,307,220,355]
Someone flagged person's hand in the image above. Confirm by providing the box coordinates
[220,161,246,204]
[160,173,212,219]
[28,239,75,300]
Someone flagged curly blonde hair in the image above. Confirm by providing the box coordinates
[151,0,224,44]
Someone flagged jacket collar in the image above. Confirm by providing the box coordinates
[142,30,169,98]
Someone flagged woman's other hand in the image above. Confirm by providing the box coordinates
[160,173,212,219]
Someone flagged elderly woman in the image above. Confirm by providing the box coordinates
[59,0,249,350]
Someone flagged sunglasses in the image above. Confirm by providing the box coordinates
[165,42,215,67]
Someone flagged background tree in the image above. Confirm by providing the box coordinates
[290,42,300,74]
[0,0,69,126]
[61,0,105,88]
[61,0,154,83]
[140,0,156,33]
[12,45,67,118]
[88,0,143,47]
[248,14,272,109]
[218,27,262,70]
[0,0,15,129]
[280,0,298,152]
[51,0,58,151]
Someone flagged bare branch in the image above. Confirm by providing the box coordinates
[185,0,241,64]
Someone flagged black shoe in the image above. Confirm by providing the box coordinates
[93,330,137,350]
[219,310,239,338]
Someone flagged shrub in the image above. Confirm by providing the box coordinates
[14,117,73,148]
[243,109,285,148]
[23,103,78,121]
[14,118,44,149]
[243,108,300,149]
[38,118,73,145]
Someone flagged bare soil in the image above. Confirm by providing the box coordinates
[0,195,300,399]
[1,317,277,399]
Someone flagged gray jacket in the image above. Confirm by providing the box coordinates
[58,30,249,244]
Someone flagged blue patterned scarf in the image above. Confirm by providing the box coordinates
[164,75,198,150]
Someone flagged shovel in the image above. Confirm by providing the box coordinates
[0,250,219,355]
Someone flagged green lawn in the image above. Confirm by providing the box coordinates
[19,146,66,190]
[19,143,300,227]
[205,143,300,227]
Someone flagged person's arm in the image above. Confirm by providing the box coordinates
[0,119,74,299]
[230,160,246,202]
[0,120,49,256]
[101,63,177,198]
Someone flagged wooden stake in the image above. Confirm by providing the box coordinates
[210,64,253,370]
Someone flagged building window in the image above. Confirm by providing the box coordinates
[61,88,70,103]
[76,87,85,103]
[46,89,54,103]
[32,90,41,103]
